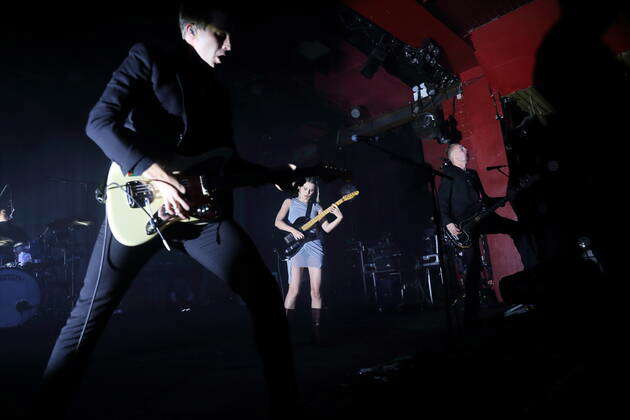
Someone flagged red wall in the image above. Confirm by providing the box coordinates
[471,0,560,96]
[323,0,628,300]
[428,0,629,298]
[429,66,523,300]
[472,0,630,96]
[428,0,563,298]
[457,69,523,297]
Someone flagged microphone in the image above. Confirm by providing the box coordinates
[486,165,507,171]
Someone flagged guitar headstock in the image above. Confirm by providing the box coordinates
[507,173,542,199]
[515,173,541,190]
[341,190,360,202]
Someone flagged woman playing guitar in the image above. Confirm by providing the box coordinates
[274,177,343,344]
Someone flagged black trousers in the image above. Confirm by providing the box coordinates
[37,218,297,416]
[457,214,537,324]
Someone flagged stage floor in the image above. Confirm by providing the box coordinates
[0,294,606,419]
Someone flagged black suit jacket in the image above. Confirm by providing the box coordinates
[437,163,489,226]
[86,41,234,175]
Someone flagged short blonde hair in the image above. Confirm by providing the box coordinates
[445,143,461,161]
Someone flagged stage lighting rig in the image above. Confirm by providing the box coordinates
[360,33,396,79]
[338,6,459,92]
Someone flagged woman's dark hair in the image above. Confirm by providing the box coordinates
[294,177,320,203]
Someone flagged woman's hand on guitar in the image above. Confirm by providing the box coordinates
[330,204,343,219]
[142,163,190,219]
[446,223,461,237]
[291,229,305,240]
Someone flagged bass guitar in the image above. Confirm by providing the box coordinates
[104,148,350,247]
[444,174,540,248]
[283,190,359,258]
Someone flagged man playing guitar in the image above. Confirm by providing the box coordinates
[438,143,537,326]
[36,4,298,419]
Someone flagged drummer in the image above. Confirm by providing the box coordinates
[0,208,30,265]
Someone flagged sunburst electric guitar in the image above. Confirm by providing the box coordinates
[105,148,350,247]
[282,190,359,258]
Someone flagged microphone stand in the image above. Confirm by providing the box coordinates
[348,136,455,335]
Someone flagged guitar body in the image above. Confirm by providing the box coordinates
[443,214,479,249]
[444,225,471,249]
[106,149,232,247]
[106,163,166,247]
[282,216,321,258]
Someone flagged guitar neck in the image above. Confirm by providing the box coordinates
[472,174,541,223]
[467,189,518,225]
[300,197,344,231]
[484,197,508,217]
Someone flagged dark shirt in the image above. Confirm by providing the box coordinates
[437,163,489,226]
[85,41,235,175]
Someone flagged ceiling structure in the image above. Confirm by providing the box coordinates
[338,0,537,79]
[218,1,550,146]
[306,0,541,134]
[420,0,537,38]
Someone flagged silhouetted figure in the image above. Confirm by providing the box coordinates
[35,4,298,419]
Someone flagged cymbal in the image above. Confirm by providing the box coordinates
[0,236,15,247]
[47,218,93,231]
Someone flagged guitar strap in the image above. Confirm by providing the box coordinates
[305,199,314,221]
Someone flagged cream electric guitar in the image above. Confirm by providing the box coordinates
[104,148,349,247]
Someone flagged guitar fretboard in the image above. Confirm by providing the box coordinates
[300,197,345,231]
[298,190,359,231]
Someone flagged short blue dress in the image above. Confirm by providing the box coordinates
[286,198,324,276]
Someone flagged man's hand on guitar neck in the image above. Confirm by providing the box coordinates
[142,163,190,219]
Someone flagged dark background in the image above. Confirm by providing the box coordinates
[0,3,617,419]
[1,1,434,309]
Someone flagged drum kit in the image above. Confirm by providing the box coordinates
[345,232,457,312]
[363,237,405,311]
[346,235,410,311]
[0,218,92,328]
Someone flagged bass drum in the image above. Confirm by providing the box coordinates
[0,268,40,328]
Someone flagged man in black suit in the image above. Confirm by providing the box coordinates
[438,143,537,326]
[36,4,298,418]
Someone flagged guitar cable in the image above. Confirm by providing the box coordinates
[76,214,108,352]
[76,181,172,352]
